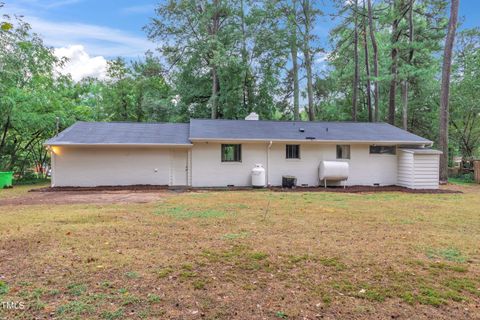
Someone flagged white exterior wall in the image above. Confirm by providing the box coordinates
[191,142,268,187]
[268,143,397,186]
[51,146,189,187]
[412,154,440,189]
[191,142,397,187]
[397,151,415,188]
[397,150,440,189]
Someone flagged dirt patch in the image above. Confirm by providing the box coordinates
[0,190,171,206]
[269,185,462,194]
[32,184,461,194]
[31,184,171,192]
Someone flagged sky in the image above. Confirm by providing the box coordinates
[2,0,479,81]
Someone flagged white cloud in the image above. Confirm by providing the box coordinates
[2,2,155,58]
[54,45,108,81]
[27,16,155,58]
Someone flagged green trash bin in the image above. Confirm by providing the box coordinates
[0,172,13,188]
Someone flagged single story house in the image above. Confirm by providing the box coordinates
[44,115,442,189]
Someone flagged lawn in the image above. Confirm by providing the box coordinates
[0,184,479,319]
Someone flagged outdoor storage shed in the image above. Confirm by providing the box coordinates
[397,149,442,189]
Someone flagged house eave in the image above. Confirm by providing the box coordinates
[188,138,432,145]
[44,142,193,147]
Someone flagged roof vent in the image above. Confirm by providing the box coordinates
[306,136,316,140]
[299,128,305,133]
[245,112,259,120]
[326,127,329,132]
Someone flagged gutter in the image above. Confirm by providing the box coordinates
[189,138,432,146]
[43,143,193,147]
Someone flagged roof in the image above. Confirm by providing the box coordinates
[45,119,433,146]
[400,148,443,155]
[45,121,191,146]
[189,119,432,144]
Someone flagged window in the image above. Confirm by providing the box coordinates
[336,145,350,159]
[369,145,396,155]
[221,144,242,162]
[286,144,300,159]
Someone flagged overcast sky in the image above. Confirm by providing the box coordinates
[2,0,479,81]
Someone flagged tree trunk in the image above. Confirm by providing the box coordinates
[0,115,10,154]
[388,36,398,123]
[402,81,408,130]
[303,0,315,121]
[439,0,460,182]
[290,0,300,120]
[367,0,379,122]
[305,49,315,121]
[291,41,300,120]
[403,0,415,130]
[352,0,359,122]
[209,0,221,119]
[388,1,400,125]
[362,4,373,122]
[240,0,249,112]
[211,66,219,119]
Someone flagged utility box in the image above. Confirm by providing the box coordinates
[0,172,13,188]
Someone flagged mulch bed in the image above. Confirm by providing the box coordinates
[269,185,462,194]
[31,184,462,194]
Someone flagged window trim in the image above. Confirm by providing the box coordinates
[369,145,397,155]
[285,144,300,159]
[221,144,242,162]
[336,145,351,159]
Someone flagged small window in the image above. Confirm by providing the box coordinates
[369,145,396,155]
[286,144,300,159]
[221,144,242,162]
[336,145,350,159]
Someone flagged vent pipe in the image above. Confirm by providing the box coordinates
[245,112,259,120]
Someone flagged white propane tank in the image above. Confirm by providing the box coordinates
[251,164,266,188]
[319,161,349,186]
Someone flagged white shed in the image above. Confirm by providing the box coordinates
[397,149,442,189]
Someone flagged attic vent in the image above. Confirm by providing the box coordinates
[299,128,305,133]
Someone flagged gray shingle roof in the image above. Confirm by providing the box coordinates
[189,119,432,144]
[45,121,191,145]
[46,119,433,146]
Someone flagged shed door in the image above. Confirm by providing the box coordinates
[172,149,188,186]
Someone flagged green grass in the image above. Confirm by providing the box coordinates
[426,247,466,263]
[1,184,480,319]
[67,283,87,296]
[56,301,94,316]
[0,281,9,296]
[449,176,476,185]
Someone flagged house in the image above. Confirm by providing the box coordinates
[44,115,442,189]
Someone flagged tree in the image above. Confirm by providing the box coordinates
[402,0,415,130]
[286,0,301,120]
[439,0,459,182]
[450,30,480,161]
[367,0,379,121]
[362,0,373,122]
[352,0,359,121]
[297,0,322,121]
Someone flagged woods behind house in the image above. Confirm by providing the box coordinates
[1,0,478,181]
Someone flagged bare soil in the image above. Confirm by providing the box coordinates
[32,184,461,194]
[0,190,172,206]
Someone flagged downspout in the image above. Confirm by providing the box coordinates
[267,141,272,186]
